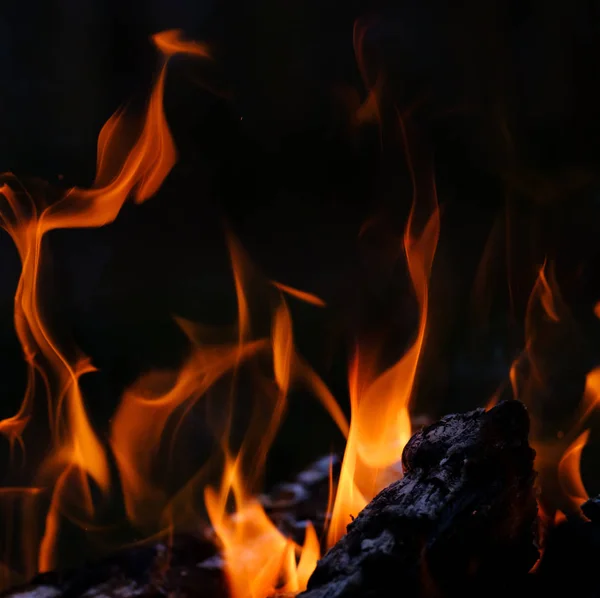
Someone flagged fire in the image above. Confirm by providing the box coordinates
[512,261,597,523]
[109,231,342,596]
[328,120,440,546]
[205,458,319,598]
[0,30,208,577]
[109,340,266,529]
[199,237,334,597]
[0,19,599,598]
[557,429,590,514]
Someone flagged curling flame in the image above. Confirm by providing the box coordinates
[537,260,559,323]
[152,30,211,59]
[110,232,329,596]
[516,260,598,524]
[0,29,209,575]
[328,126,440,546]
[200,239,328,597]
[557,430,590,513]
[110,341,265,528]
[582,367,600,420]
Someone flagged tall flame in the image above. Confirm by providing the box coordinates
[202,235,333,597]
[0,30,209,575]
[2,19,599,598]
[557,430,590,513]
[511,260,597,523]
[328,119,440,546]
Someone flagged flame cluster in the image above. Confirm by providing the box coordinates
[0,23,596,598]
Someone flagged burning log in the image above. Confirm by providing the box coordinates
[300,400,539,598]
[0,453,343,598]
[0,404,538,598]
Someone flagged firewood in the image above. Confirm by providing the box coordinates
[0,405,536,598]
[0,533,227,598]
[299,400,539,598]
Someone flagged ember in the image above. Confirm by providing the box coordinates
[0,6,599,598]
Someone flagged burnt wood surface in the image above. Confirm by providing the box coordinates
[6,403,596,598]
[0,453,341,598]
[300,400,539,598]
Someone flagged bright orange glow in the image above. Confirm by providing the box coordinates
[580,367,600,422]
[0,30,209,576]
[110,341,266,528]
[517,260,565,413]
[0,20,598,598]
[557,430,590,514]
[205,456,319,598]
[109,230,335,596]
[328,121,440,545]
[201,238,329,597]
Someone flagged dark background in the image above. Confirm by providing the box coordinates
[1,0,600,575]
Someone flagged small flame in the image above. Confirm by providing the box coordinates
[270,281,326,307]
[537,260,560,323]
[581,367,600,420]
[518,260,565,412]
[205,458,319,598]
[516,260,597,523]
[557,430,590,514]
[201,237,330,597]
[328,118,440,546]
[152,30,211,59]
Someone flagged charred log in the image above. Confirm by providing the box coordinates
[0,405,537,598]
[0,454,344,598]
[300,400,539,598]
[0,533,227,598]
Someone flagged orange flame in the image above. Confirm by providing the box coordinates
[6,20,600,598]
[109,232,335,596]
[271,281,326,307]
[514,260,597,523]
[202,236,331,597]
[537,259,560,323]
[0,30,209,575]
[110,340,266,529]
[557,430,590,514]
[328,120,440,546]
[517,260,565,411]
[205,457,319,598]
[353,19,383,127]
